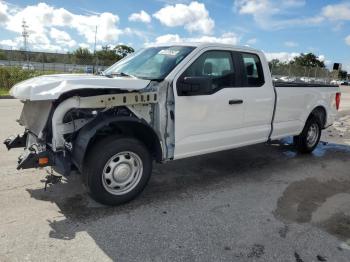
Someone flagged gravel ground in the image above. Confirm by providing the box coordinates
[0,86,349,262]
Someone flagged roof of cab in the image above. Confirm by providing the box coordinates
[148,42,261,54]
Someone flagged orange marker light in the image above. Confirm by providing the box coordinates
[38,157,49,165]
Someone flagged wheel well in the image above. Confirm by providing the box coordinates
[87,120,163,163]
[309,106,327,128]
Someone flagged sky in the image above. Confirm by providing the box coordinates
[0,0,349,71]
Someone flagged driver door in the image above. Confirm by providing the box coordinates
[173,49,246,159]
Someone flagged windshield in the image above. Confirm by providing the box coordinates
[103,46,195,80]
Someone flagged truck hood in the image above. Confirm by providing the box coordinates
[10,74,151,101]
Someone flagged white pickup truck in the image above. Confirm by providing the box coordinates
[4,43,341,205]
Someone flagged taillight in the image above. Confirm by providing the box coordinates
[335,92,341,111]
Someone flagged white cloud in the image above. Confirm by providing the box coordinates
[152,32,240,45]
[322,3,350,21]
[345,35,350,46]
[318,54,325,62]
[284,41,298,47]
[153,1,214,34]
[129,10,151,23]
[235,1,350,30]
[0,39,18,48]
[71,12,122,44]
[0,2,122,53]
[0,34,64,52]
[264,52,299,62]
[0,1,9,24]
[154,34,182,44]
[234,0,322,29]
[187,33,240,45]
[236,0,272,15]
[282,0,305,7]
[246,38,257,45]
[79,43,91,49]
[50,28,76,47]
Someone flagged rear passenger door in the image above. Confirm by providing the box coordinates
[236,52,275,143]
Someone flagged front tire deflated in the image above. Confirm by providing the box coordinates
[84,136,152,206]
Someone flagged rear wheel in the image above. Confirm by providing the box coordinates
[84,136,152,205]
[294,116,322,153]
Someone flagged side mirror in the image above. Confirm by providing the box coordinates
[177,76,212,96]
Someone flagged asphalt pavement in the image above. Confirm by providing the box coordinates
[0,86,349,262]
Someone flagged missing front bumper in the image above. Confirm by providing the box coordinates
[4,131,52,170]
[6,131,72,175]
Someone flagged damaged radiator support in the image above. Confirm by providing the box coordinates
[51,92,158,151]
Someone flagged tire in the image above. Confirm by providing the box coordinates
[84,136,152,206]
[293,116,322,153]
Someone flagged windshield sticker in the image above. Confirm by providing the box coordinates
[158,49,180,56]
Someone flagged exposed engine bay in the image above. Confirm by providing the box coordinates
[6,80,175,176]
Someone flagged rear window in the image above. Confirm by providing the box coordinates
[241,53,264,87]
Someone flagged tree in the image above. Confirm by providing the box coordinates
[338,70,348,80]
[96,45,121,66]
[114,45,134,58]
[72,47,93,64]
[268,59,291,76]
[0,50,6,60]
[291,53,325,68]
[35,52,48,63]
[268,59,287,69]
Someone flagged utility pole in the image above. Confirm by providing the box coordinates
[22,20,29,63]
[93,25,98,73]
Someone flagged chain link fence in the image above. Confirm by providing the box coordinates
[0,49,109,73]
[270,63,338,85]
[0,49,111,93]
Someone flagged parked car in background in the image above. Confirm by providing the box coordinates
[85,66,94,74]
[330,80,342,86]
[340,81,349,86]
[22,64,34,70]
[5,43,341,205]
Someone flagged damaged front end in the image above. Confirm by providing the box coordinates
[4,132,51,170]
[4,100,59,171]
[4,84,172,177]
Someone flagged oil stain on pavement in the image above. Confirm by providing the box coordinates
[274,177,350,241]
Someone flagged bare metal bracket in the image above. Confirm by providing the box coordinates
[52,92,158,150]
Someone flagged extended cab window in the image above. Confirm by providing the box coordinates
[241,53,264,87]
[178,51,236,95]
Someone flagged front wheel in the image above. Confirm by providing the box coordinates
[84,136,152,206]
[293,116,322,153]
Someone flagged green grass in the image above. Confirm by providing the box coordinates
[0,68,65,97]
[0,88,10,96]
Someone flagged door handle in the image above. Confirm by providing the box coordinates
[229,99,243,105]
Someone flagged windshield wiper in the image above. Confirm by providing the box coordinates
[148,78,164,82]
[105,72,136,78]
